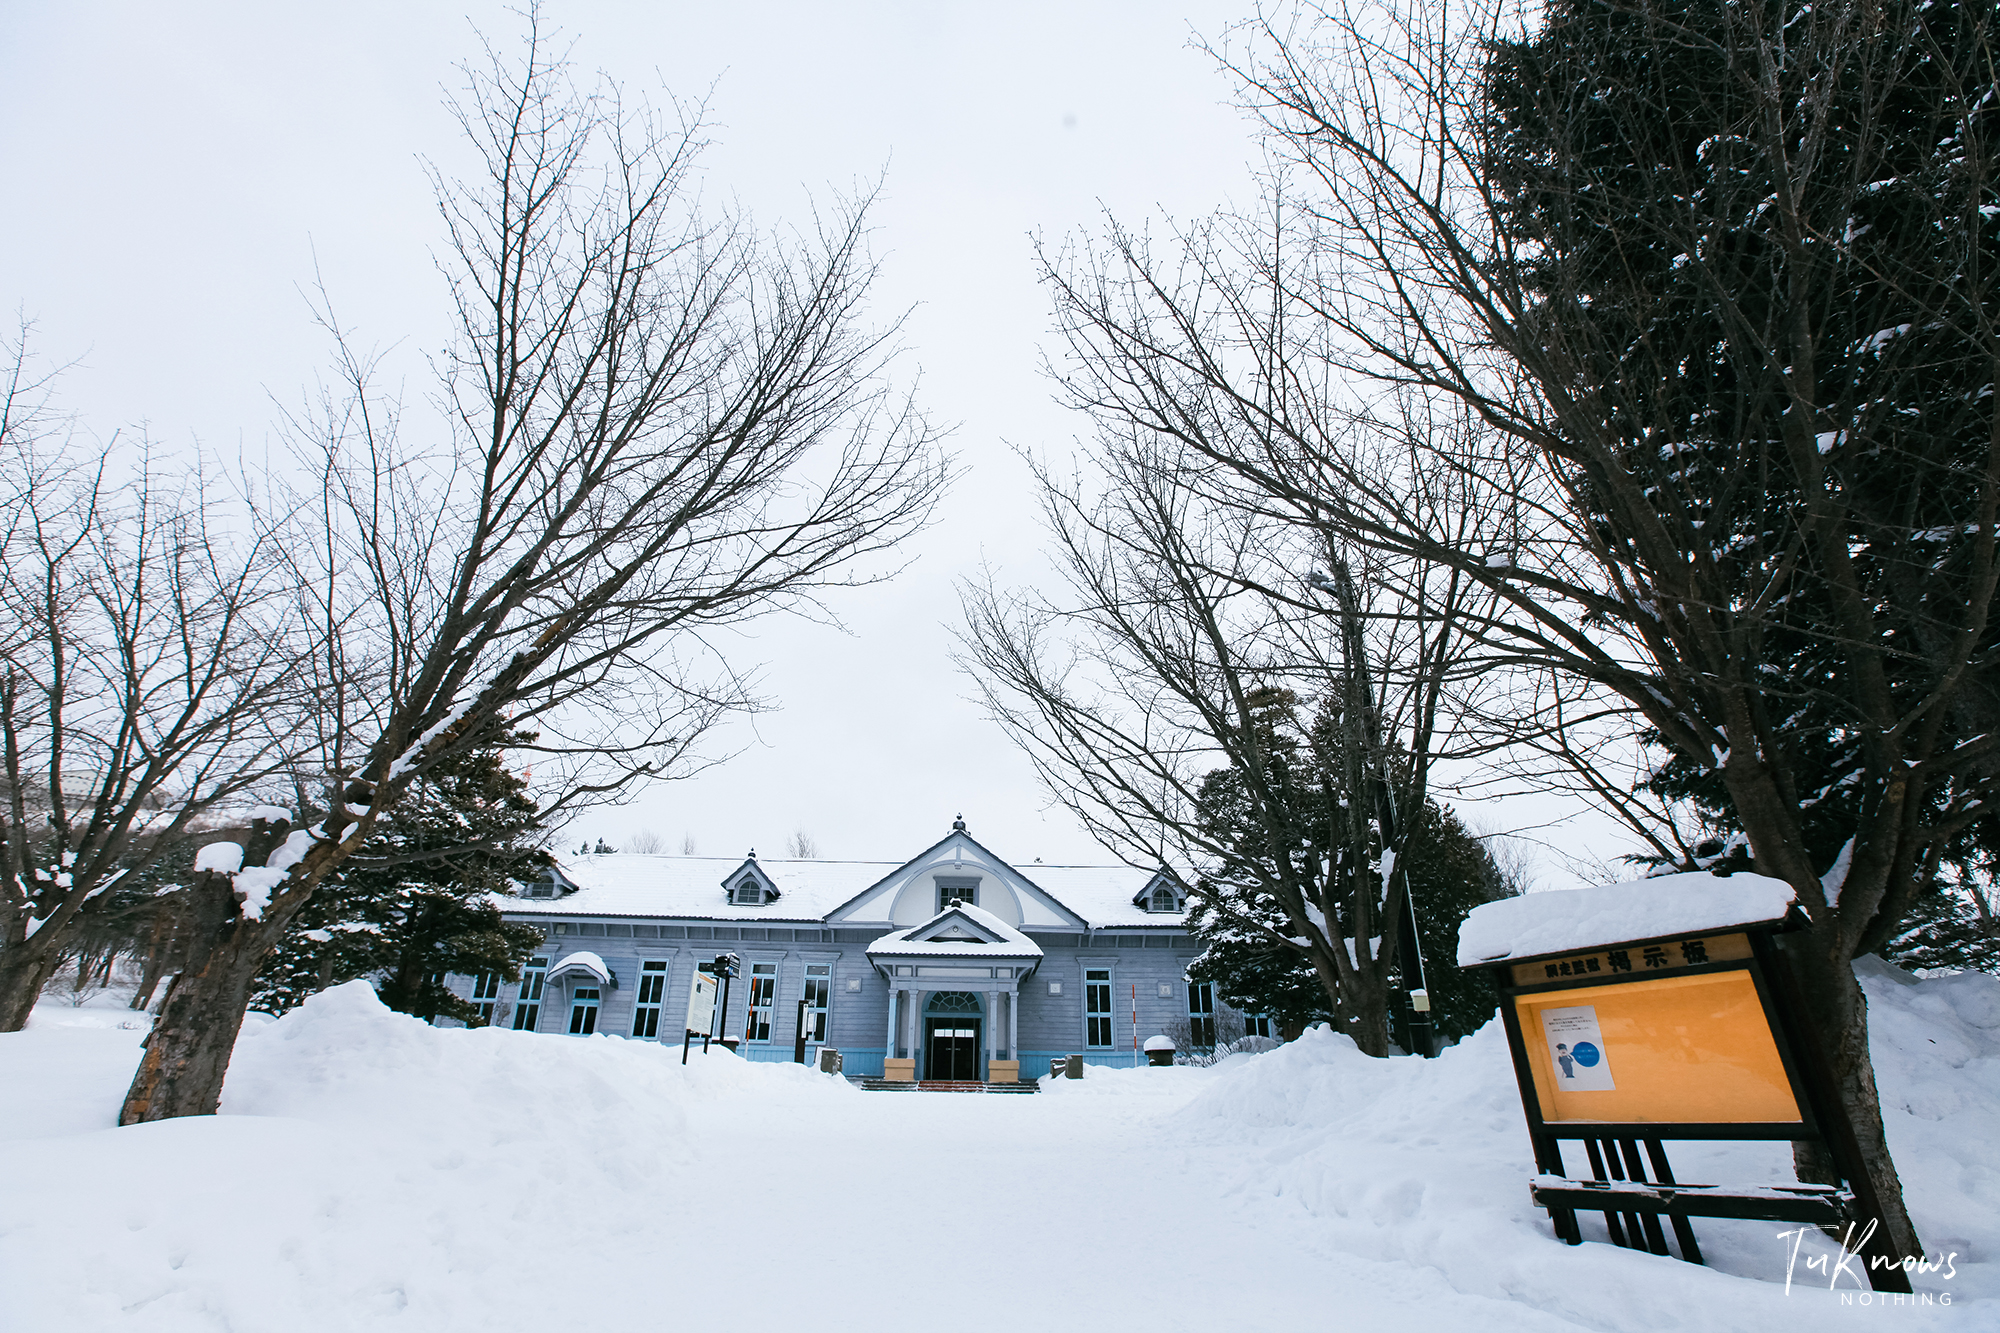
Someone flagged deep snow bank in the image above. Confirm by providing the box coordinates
[0,982,852,1332]
[219,978,848,1132]
[1174,959,1998,1320]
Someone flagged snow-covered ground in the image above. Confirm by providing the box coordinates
[2,960,1992,1331]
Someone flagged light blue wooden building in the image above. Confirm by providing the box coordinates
[450,817,1262,1078]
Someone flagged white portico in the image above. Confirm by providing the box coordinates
[866,901,1042,1081]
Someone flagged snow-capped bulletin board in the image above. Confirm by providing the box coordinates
[1463,886,1913,1293]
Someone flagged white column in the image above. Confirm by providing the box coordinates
[911,989,925,1074]
[985,991,996,1068]
[885,986,898,1060]
[1008,987,1019,1060]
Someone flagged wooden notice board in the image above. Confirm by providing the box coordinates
[1469,893,1913,1292]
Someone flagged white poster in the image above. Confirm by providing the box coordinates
[1540,1005,1616,1091]
[684,971,717,1037]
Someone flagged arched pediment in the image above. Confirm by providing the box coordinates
[823,824,1088,930]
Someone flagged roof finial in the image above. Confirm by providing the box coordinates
[748,847,757,860]
[952,812,966,832]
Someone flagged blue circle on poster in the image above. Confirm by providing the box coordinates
[1572,1041,1601,1067]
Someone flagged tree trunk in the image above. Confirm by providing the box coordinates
[119,819,295,1125]
[117,932,263,1124]
[0,936,61,1030]
[1344,969,1392,1057]
[1780,928,1925,1264]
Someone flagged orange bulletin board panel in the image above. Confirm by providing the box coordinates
[1512,969,1803,1126]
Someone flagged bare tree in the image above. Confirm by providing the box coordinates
[678,831,698,856]
[1030,0,1996,1262]
[785,827,819,859]
[119,17,944,1124]
[626,829,664,855]
[0,339,307,1030]
[960,435,1488,1056]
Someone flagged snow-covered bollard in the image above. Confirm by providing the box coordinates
[1143,1034,1175,1067]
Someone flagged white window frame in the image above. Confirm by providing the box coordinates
[631,959,669,1038]
[513,957,548,1031]
[799,961,833,1044]
[567,985,601,1035]
[935,875,980,912]
[745,960,779,1042]
[1083,966,1115,1049]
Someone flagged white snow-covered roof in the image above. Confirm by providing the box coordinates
[504,856,900,922]
[1456,872,1798,967]
[546,951,611,984]
[499,852,1181,931]
[1013,864,1186,930]
[867,902,1043,958]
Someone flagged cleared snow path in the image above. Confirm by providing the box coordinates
[2,973,1991,1331]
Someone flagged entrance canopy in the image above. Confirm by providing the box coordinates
[871,901,1040,1074]
[866,901,1042,983]
[546,951,613,987]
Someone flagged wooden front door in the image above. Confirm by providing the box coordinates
[925,1018,981,1080]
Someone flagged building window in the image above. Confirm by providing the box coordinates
[801,964,831,1042]
[733,879,763,905]
[745,962,778,1042]
[1149,886,1177,912]
[631,960,668,1038]
[935,876,979,912]
[567,986,600,1035]
[1187,981,1216,1051]
[513,957,547,1031]
[1085,969,1114,1048]
[1244,1012,1273,1040]
[470,971,503,1025]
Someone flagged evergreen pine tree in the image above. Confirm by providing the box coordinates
[251,738,552,1022]
[1186,691,1514,1043]
[1483,0,2000,973]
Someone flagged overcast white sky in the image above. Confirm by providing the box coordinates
[0,2,1624,881]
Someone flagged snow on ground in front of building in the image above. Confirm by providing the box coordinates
[1,964,1993,1332]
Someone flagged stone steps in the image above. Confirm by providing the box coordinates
[853,1077,1039,1094]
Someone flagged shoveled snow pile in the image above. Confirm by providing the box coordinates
[1,963,1992,1331]
[1,982,850,1330]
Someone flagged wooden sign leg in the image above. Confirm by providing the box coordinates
[1642,1139,1704,1265]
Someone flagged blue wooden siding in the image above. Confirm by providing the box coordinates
[443,922,1203,1076]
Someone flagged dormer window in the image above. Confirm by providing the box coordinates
[720,854,779,906]
[1149,886,1178,912]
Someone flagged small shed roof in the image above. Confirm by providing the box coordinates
[1455,872,1799,967]
[546,951,612,985]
